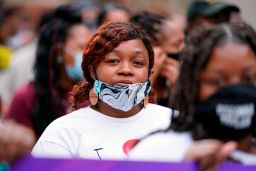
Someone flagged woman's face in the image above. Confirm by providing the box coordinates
[158,20,185,54]
[94,39,149,85]
[199,42,256,101]
[63,24,92,66]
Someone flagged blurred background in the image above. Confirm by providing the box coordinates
[1,0,255,29]
[0,0,255,115]
[0,0,256,164]
[0,0,255,54]
[1,0,255,28]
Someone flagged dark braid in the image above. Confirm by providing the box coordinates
[32,4,83,138]
[130,11,167,46]
[170,23,256,138]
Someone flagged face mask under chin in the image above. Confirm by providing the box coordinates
[93,80,151,112]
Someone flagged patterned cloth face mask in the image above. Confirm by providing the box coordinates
[93,80,151,112]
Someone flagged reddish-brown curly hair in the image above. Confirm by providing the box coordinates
[70,22,155,110]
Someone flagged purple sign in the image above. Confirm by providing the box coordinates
[10,155,256,171]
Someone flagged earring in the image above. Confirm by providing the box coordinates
[89,88,98,105]
[143,95,149,107]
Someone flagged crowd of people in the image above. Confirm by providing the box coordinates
[0,0,255,170]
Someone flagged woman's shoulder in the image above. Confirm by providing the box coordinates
[12,82,35,97]
[128,131,193,162]
[146,103,178,114]
[146,103,171,113]
[40,106,92,130]
[145,103,178,121]
[54,106,93,122]
[4,82,36,114]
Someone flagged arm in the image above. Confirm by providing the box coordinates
[150,46,167,84]
[128,132,237,171]
[0,120,36,163]
[159,57,179,94]
[185,140,237,171]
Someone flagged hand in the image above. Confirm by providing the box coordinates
[185,140,237,171]
[159,57,179,93]
[150,46,167,84]
[0,120,36,163]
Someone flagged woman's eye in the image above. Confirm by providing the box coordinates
[106,58,119,64]
[133,60,144,66]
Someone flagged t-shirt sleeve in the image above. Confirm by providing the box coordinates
[31,117,80,159]
[32,140,72,158]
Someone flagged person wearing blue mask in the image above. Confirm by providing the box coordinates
[128,23,256,169]
[1,3,92,157]
[131,11,185,107]
[64,49,84,81]
[32,22,173,160]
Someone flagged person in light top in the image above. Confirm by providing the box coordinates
[129,23,256,170]
[32,22,173,160]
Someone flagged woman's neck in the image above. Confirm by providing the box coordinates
[91,100,143,118]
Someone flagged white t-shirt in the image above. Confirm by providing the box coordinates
[128,131,193,162]
[32,103,172,160]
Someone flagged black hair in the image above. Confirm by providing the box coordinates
[130,11,167,46]
[170,23,256,139]
[32,4,83,137]
[36,10,54,32]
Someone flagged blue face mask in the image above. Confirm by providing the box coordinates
[93,80,151,112]
[65,52,84,81]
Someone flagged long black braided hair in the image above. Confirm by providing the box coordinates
[130,11,167,46]
[170,23,256,139]
[32,4,83,138]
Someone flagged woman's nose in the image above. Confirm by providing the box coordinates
[118,62,133,76]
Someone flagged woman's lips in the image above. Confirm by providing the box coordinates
[115,81,133,86]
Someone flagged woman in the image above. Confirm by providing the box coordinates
[129,23,256,169]
[1,4,92,163]
[4,4,92,138]
[32,22,172,160]
[131,11,185,107]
